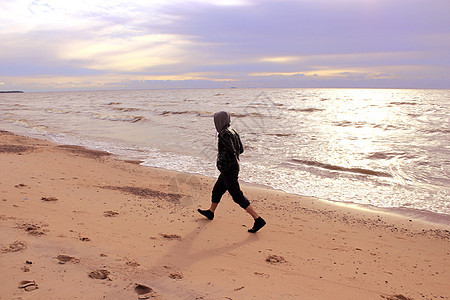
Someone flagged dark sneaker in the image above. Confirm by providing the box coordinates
[197,209,214,220]
[248,217,266,233]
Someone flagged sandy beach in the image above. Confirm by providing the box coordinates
[0,130,449,300]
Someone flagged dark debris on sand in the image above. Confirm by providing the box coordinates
[56,145,111,159]
[381,294,412,300]
[0,130,14,134]
[290,203,450,241]
[160,233,181,240]
[126,260,140,267]
[103,210,119,217]
[265,254,287,264]
[0,144,32,154]
[41,196,58,202]
[102,186,181,203]
[168,272,183,280]
[17,223,46,236]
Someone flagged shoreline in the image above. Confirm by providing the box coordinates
[3,127,450,227]
[152,165,450,228]
[114,154,450,228]
[1,130,449,299]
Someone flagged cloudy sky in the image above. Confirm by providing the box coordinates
[1,0,449,91]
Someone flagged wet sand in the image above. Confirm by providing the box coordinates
[0,130,449,299]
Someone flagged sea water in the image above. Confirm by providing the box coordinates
[1,88,449,218]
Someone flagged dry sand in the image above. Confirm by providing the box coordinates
[0,130,449,299]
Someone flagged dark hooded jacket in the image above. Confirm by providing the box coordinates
[214,111,243,172]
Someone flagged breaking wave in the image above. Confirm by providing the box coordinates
[231,112,265,118]
[159,110,213,117]
[389,101,418,106]
[288,108,325,112]
[333,120,400,130]
[45,108,72,114]
[367,152,409,160]
[290,159,392,178]
[110,107,141,112]
[91,113,145,123]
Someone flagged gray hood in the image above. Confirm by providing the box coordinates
[214,111,230,132]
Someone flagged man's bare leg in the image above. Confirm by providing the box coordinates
[209,202,218,213]
[245,204,259,219]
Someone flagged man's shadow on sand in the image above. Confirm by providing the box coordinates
[153,217,260,270]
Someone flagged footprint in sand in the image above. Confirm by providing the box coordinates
[1,240,27,253]
[18,280,38,291]
[56,254,79,264]
[134,284,152,294]
[88,269,110,280]
[134,284,158,299]
[17,223,45,236]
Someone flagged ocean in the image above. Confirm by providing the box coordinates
[1,88,449,219]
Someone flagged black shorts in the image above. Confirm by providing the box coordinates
[211,170,250,209]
